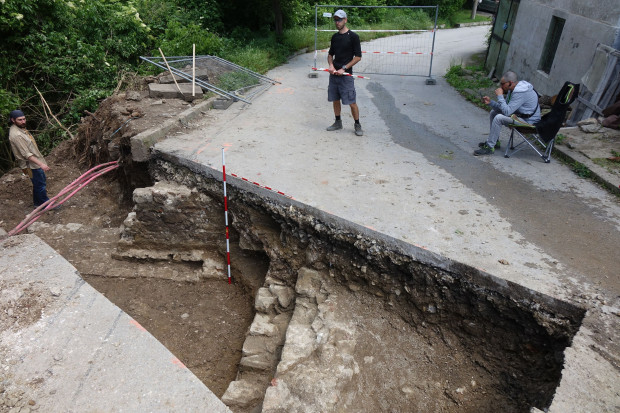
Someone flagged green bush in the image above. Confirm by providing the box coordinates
[158,21,224,56]
[0,0,466,175]
[217,71,259,92]
[383,8,433,30]
[389,0,466,19]
[282,0,315,28]
[0,0,154,171]
[0,90,20,172]
[67,89,113,124]
[0,90,20,125]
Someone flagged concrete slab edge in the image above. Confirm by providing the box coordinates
[553,144,620,196]
[455,21,492,28]
[0,234,231,412]
[151,149,585,320]
[152,150,618,411]
[131,97,218,162]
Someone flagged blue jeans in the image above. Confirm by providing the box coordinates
[31,168,50,207]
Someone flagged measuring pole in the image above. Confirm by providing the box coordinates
[311,68,371,80]
[158,48,184,96]
[222,148,232,284]
[192,44,196,97]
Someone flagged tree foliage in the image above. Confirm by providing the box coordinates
[0,0,465,173]
[1,0,153,164]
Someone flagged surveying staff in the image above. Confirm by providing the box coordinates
[8,110,51,207]
[326,9,364,136]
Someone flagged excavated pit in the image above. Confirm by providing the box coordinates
[107,152,585,413]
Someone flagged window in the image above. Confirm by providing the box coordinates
[539,16,565,74]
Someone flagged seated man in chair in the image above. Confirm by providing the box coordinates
[475,70,541,156]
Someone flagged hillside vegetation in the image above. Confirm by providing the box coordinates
[0,0,466,172]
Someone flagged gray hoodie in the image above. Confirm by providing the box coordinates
[490,80,541,123]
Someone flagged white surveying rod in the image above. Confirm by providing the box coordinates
[222,148,231,284]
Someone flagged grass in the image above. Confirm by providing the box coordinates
[223,44,288,74]
[216,71,260,92]
[445,64,495,109]
[282,8,435,58]
[448,9,493,25]
[555,133,566,145]
[550,149,620,197]
[201,9,438,79]
[592,149,620,175]
[572,162,592,178]
[592,158,618,173]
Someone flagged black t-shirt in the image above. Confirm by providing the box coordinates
[328,30,361,74]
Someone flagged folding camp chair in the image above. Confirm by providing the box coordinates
[504,82,580,163]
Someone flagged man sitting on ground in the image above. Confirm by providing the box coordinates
[475,70,541,156]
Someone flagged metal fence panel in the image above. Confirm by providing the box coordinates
[314,5,438,79]
[140,55,280,104]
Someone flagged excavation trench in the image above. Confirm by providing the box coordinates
[101,152,585,413]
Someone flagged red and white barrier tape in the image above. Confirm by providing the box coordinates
[229,173,293,199]
[315,29,433,33]
[222,149,232,284]
[312,68,370,80]
[317,49,432,55]
[362,51,432,55]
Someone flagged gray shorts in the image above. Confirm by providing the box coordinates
[328,75,356,105]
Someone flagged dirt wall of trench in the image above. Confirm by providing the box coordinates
[118,151,586,412]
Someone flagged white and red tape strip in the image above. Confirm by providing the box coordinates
[312,67,370,79]
[317,49,432,55]
[230,173,293,198]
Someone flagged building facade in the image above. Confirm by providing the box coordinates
[487,0,620,97]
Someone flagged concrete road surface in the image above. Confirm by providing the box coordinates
[158,25,620,298]
[154,26,620,410]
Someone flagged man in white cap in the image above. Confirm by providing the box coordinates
[326,9,363,136]
[8,109,51,207]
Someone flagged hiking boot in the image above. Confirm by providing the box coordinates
[326,119,343,131]
[474,144,494,156]
[478,140,501,149]
[354,123,363,136]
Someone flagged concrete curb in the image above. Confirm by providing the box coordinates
[553,143,620,196]
[455,21,492,28]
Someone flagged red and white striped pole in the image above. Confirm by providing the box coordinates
[222,148,232,284]
[311,68,371,80]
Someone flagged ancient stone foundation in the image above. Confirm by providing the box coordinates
[115,152,586,413]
